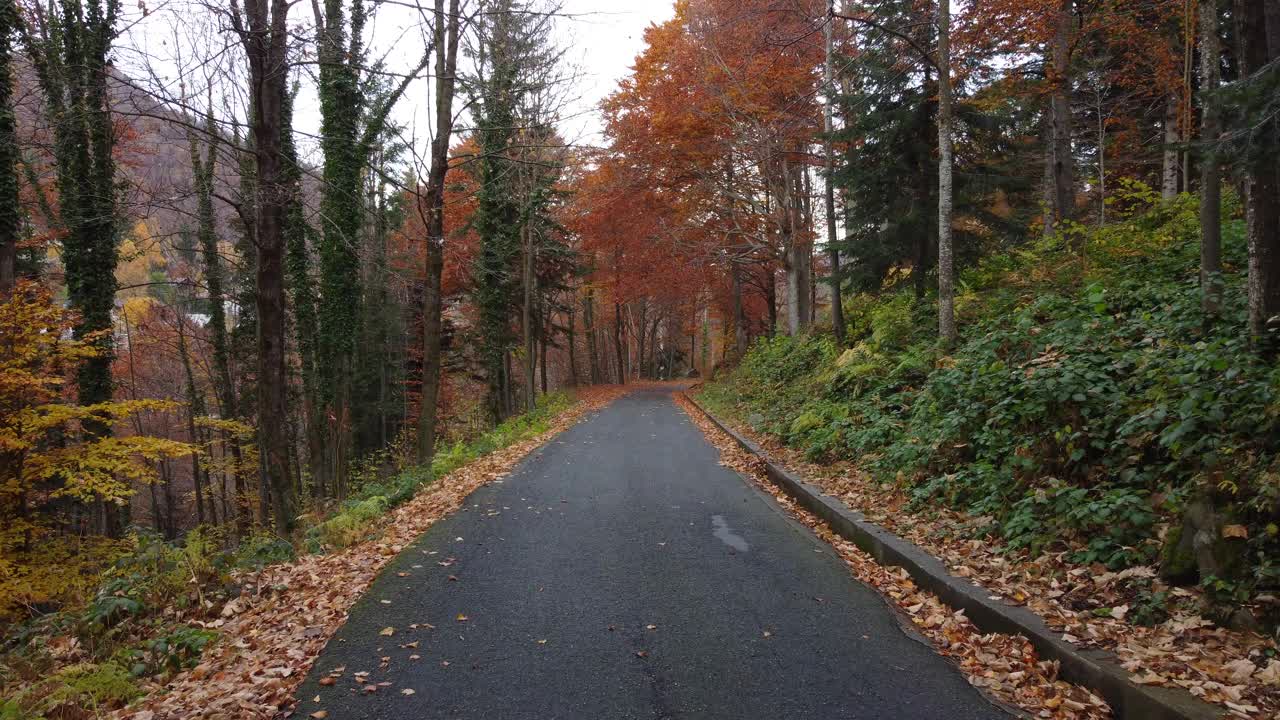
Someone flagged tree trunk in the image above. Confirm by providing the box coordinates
[0,1,15,300]
[1199,0,1222,321]
[539,309,549,394]
[936,0,956,346]
[416,0,461,463]
[566,302,578,386]
[177,315,209,525]
[522,220,536,411]
[1049,0,1075,236]
[584,288,601,383]
[1162,94,1181,201]
[731,259,748,358]
[1237,0,1280,346]
[824,2,844,344]
[613,302,626,384]
[238,0,297,533]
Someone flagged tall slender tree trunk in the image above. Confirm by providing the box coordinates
[1236,0,1280,346]
[0,0,16,300]
[823,1,844,345]
[731,259,748,358]
[1049,0,1075,238]
[584,288,601,383]
[176,315,208,525]
[566,303,578,386]
[1198,0,1222,321]
[416,0,461,463]
[936,0,956,346]
[1162,94,1181,201]
[522,220,536,410]
[613,302,626,384]
[236,0,297,533]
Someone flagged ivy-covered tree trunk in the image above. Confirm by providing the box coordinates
[188,114,247,533]
[0,0,16,299]
[281,92,323,497]
[21,0,124,532]
[22,0,121,408]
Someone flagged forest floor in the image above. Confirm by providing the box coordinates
[107,386,629,720]
[689,390,1279,720]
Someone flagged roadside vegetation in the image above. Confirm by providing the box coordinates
[0,390,578,719]
[701,188,1279,636]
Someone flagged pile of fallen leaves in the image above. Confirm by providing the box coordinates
[675,393,1115,719]
[113,386,629,720]
[680,394,1280,720]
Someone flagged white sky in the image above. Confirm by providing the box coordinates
[119,0,674,170]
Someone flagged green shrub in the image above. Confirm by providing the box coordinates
[703,191,1278,615]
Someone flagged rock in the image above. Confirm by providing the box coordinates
[1160,495,1246,586]
[1158,525,1197,585]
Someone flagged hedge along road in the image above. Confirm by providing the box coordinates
[296,388,1009,719]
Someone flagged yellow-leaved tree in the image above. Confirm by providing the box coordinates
[0,281,191,619]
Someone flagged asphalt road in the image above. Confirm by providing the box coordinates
[297,389,1009,720]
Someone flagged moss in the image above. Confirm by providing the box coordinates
[15,661,142,715]
[1158,526,1197,584]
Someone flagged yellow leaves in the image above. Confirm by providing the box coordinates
[1,283,192,513]
[121,296,156,326]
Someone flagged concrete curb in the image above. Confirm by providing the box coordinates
[682,393,1224,720]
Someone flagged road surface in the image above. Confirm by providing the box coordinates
[297,389,1008,719]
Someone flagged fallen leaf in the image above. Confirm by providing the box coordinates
[379,627,395,636]
[401,688,416,696]
[1222,525,1249,539]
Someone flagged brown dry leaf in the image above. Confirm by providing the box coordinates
[309,713,328,719]
[400,688,415,696]
[379,627,395,637]
[1221,525,1249,539]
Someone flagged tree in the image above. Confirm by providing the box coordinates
[1,283,189,590]
[936,0,956,346]
[187,104,249,532]
[20,0,122,411]
[823,2,845,345]
[1198,0,1222,321]
[229,0,296,532]
[1225,0,1280,346]
[0,0,16,299]
[415,0,463,463]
